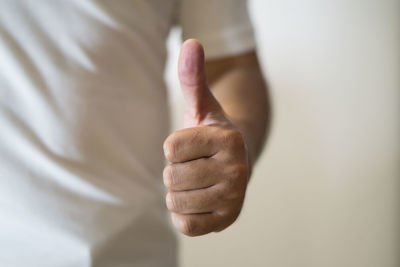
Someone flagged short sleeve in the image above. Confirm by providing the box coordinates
[178,0,256,60]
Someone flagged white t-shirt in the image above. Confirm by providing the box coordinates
[0,1,255,266]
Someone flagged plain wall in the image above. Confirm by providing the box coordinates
[165,0,400,266]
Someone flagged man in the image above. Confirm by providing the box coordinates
[0,0,269,266]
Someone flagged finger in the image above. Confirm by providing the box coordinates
[163,126,221,163]
[163,157,221,191]
[178,39,224,127]
[166,185,223,214]
[171,212,232,237]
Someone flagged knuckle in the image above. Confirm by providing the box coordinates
[180,217,197,236]
[222,129,245,149]
[166,192,186,213]
[163,165,172,188]
[222,165,248,202]
[212,209,240,234]
[228,164,249,186]
[226,186,245,203]
[163,165,177,188]
[166,193,180,212]
[232,164,249,181]
[163,135,180,162]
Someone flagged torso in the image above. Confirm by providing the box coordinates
[0,1,177,266]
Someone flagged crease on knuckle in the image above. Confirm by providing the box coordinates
[164,136,180,162]
[222,129,245,150]
[221,165,247,203]
[227,164,248,187]
[167,193,180,212]
[172,193,189,213]
[163,165,178,189]
[163,165,172,188]
[181,217,197,236]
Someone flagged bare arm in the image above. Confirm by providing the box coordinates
[206,51,271,173]
[163,40,271,236]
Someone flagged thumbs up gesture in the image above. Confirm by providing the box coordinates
[163,39,249,236]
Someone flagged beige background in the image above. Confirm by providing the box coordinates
[165,0,400,266]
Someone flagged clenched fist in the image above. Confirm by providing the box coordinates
[163,39,249,236]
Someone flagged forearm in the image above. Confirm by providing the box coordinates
[206,52,271,173]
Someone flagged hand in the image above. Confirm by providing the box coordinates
[163,39,249,236]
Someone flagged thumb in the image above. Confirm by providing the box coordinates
[178,39,223,128]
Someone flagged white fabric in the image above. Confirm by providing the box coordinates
[0,0,255,266]
[179,0,256,59]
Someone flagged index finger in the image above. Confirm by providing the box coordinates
[163,126,220,163]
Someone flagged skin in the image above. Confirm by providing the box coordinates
[163,39,271,237]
